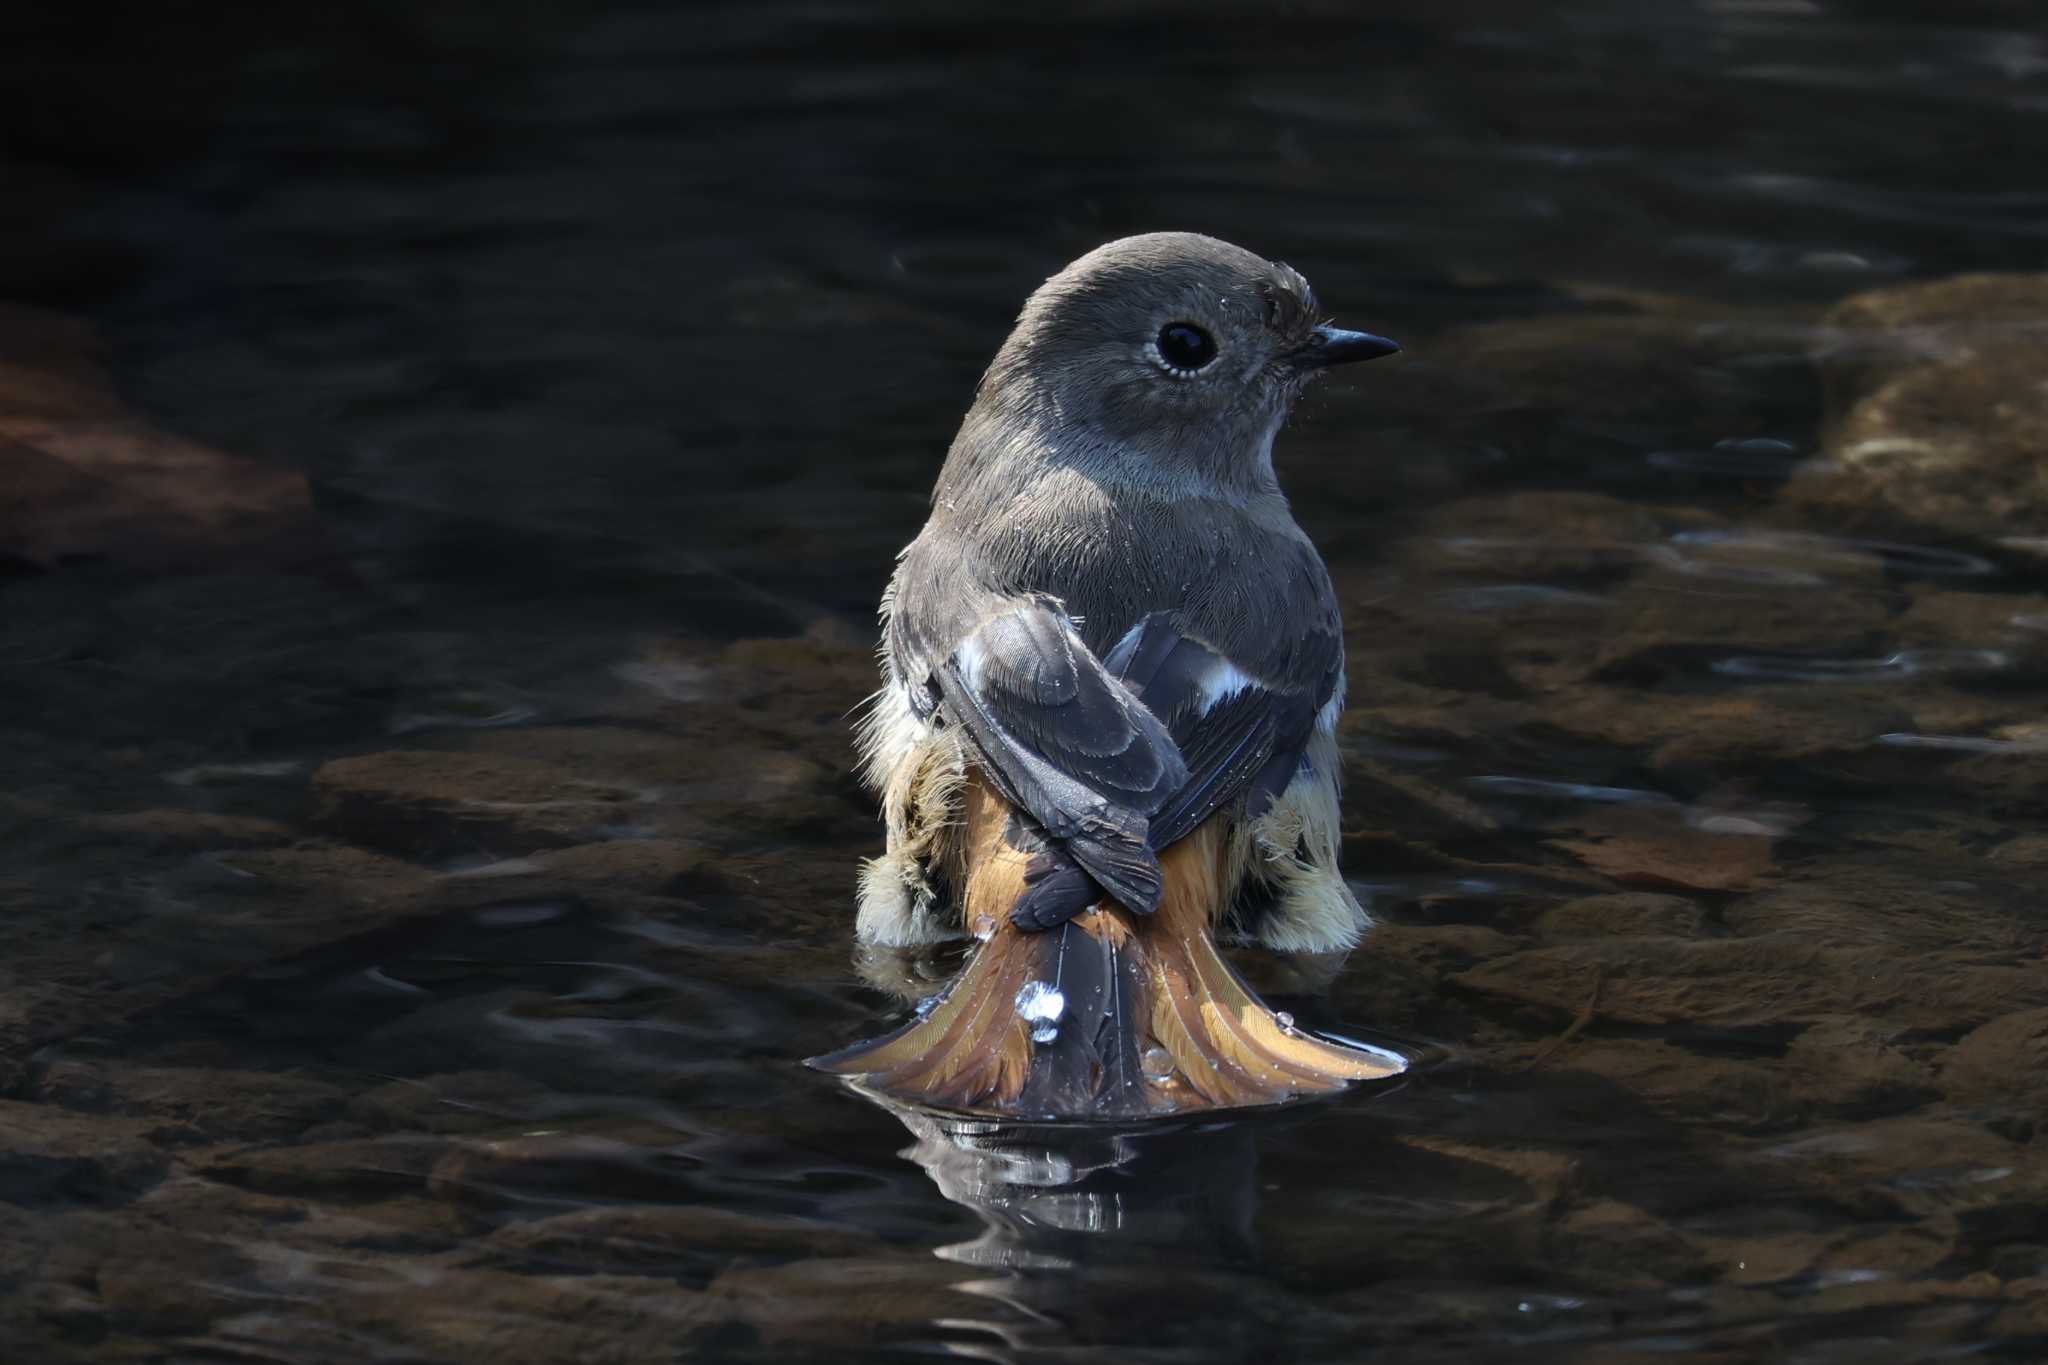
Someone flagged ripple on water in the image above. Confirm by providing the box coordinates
[470,899,577,928]
[441,856,550,879]
[1665,235,1911,279]
[1468,775,1803,836]
[166,759,307,786]
[1712,649,2010,682]
[1667,529,1999,580]
[389,695,541,735]
[1465,775,1677,807]
[1349,737,1454,764]
[1646,436,1819,478]
[1646,545,1825,587]
[1435,585,1612,612]
[1875,732,2048,754]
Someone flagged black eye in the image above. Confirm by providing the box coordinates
[1155,322,1217,373]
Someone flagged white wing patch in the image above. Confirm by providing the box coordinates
[1197,658,1262,712]
[953,634,988,691]
[1103,619,1148,673]
[1315,664,1346,735]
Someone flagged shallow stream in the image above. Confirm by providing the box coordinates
[5,2,2048,1359]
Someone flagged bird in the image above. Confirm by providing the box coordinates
[814,232,1406,1118]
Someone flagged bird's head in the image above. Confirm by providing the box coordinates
[973,232,1399,498]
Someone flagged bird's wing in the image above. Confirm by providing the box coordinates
[929,604,1335,920]
[932,604,1184,913]
[1103,611,1328,848]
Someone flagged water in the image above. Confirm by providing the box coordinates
[5,1,2048,1359]
[1013,980,1067,1046]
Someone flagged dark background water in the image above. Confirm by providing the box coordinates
[5,2,2048,1361]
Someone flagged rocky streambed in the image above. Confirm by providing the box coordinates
[7,261,2048,1358]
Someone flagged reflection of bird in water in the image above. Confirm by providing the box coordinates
[888,1106,1260,1271]
[815,233,1406,1117]
[862,1093,1272,1362]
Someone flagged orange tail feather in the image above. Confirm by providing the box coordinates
[813,777,1404,1118]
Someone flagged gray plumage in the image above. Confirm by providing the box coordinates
[858,231,1397,948]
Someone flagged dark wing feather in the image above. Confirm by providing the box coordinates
[1148,687,1311,849]
[932,605,1336,931]
[956,607,1185,809]
[934,604,1185,914]
[1109,613,1325,848]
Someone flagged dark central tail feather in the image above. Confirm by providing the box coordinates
[1007,684,1311,935]
[812,776,1404,1119]
[1009,820,1103,932]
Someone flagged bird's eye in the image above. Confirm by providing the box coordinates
[1154,322,1218,375]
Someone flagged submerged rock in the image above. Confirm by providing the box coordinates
[33,1062,348,1141]
[1780,1015,1936,1115]
[1792,273,2048,536]
[313,750,648,856]
[1534,893,1705,941]
[1450,936,2048,1037]
[199,1134,447,1200]
[0,1099,172,1205]
[488,1203,882,1269]
[0,303,323,571]
[1546,806,1774,892]
[1944,1008,2048,1121]
[1411,300,1799,434]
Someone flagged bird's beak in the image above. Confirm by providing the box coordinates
[1294,325,1401,369]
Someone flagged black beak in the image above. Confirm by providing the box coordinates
[1296,325,1401,369]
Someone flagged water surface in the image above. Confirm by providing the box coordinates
[5,1,2048,1359]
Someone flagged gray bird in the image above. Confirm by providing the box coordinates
[818,232,1406,1117]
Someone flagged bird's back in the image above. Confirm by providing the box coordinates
[893,467,1339,692]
